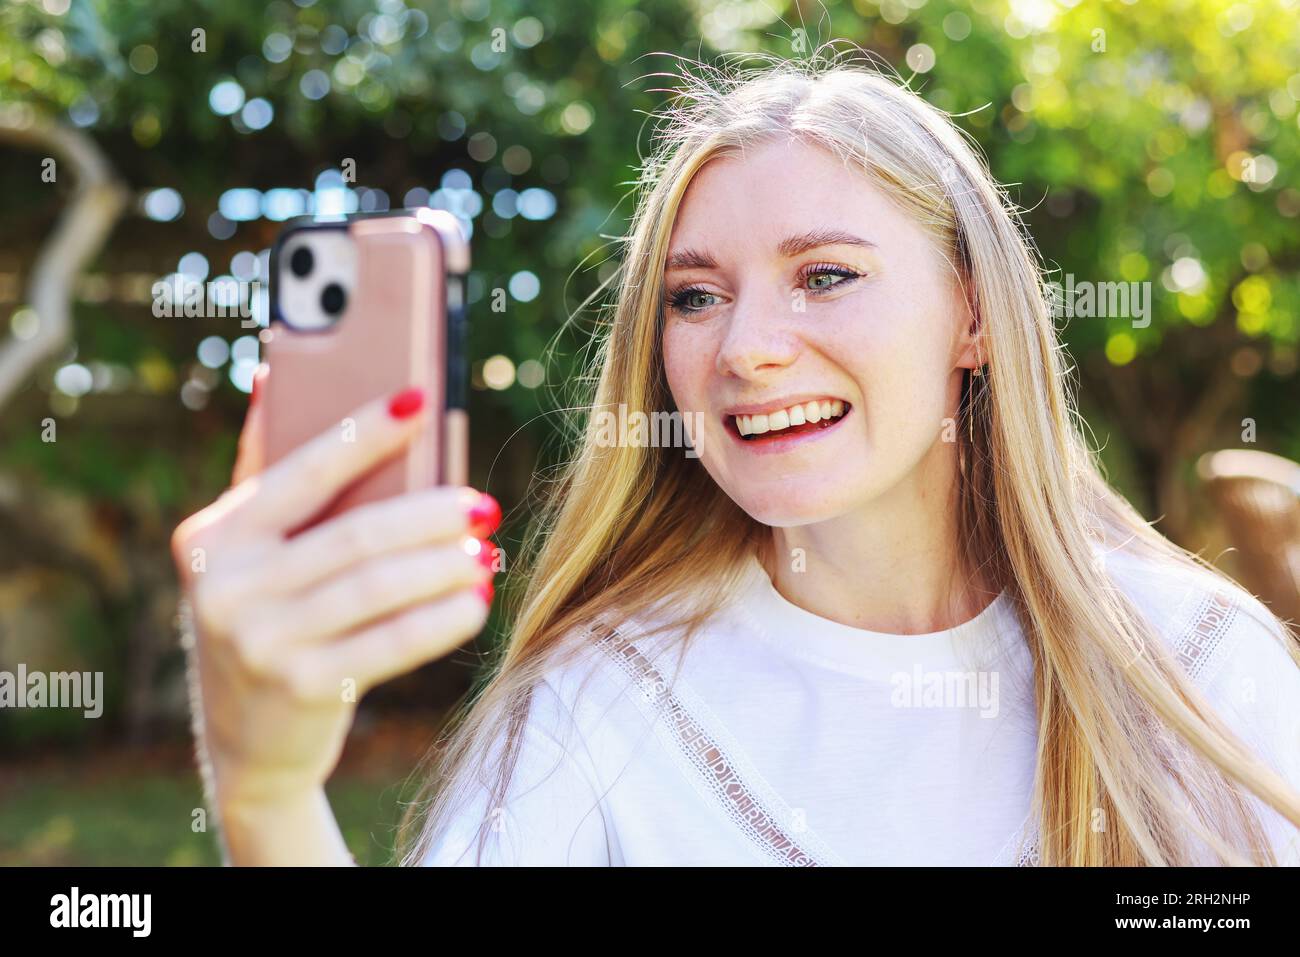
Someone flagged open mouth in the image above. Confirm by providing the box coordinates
[726,398,851,443]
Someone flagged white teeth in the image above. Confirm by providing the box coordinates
[732,399,847,437]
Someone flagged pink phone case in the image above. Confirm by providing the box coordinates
[262,209,469,530]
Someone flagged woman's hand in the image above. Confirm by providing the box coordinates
[170,368,500,816]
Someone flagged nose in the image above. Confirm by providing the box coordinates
[713,293,802,379]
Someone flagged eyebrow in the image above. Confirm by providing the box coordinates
[664,228,877,272]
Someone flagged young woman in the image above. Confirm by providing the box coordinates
[171,52,1300,867]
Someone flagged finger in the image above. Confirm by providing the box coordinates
[274,540,491,645]
[285,588,490,700]
[237,386,430,534]
[265,485,494,596]
[231,363,269,487]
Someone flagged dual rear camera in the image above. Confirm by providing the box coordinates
[289,246,347,316]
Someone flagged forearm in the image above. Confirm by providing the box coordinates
[218,787,356,866]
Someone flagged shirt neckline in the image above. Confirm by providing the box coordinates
[731,552,1019,679]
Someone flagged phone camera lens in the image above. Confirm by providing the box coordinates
[321,283,346,316]
[290,246,313,278]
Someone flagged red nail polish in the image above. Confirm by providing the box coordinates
[467,492,501,537]
[475,539,498,572]
[250,374,262,406]
[387,387,426,419]
[475,580,494,604]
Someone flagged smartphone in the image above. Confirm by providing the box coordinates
[263,208,469,528]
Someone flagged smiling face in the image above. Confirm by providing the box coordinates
[661,137,978,527]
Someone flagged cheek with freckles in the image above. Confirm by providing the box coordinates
[662,321,748,489]
[661,322,708,420]
[662,320,729,459]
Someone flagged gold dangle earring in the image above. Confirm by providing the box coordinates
[968,361,983,446]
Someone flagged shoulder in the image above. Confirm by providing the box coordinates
[419,612,681,868]
[1098,541,1300,860]
[540,606,698,712]
[418,672,613,867]
[1095,540,1298,691]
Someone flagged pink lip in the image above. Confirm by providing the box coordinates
[723,405,852,456]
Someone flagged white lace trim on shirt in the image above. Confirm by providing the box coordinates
[1175,589,1237,683]
[591,621,845,867]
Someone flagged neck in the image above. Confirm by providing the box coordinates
[765,440,994,634]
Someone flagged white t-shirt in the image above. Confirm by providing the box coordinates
[422,545,1300,866]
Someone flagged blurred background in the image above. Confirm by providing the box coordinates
[0,0,1297,865]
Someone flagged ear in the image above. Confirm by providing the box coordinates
[951,277,983,372]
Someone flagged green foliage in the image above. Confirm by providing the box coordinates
[0,759,415,865]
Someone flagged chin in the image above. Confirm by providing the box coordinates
[722,482,864,529]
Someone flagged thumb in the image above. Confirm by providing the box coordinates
[230,363,268,487]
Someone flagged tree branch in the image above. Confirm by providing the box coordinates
[0,105,130,408]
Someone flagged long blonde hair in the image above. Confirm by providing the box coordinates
[399,47,1300,866]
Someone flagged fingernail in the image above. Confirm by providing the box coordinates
[475,539,498,572]
[475,580,494,605]
[467,492,501,537]
[250,374,262,406]
[387,386,426,419]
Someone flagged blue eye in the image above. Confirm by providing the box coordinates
[667,286,719,314]
[801,265,861,291]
